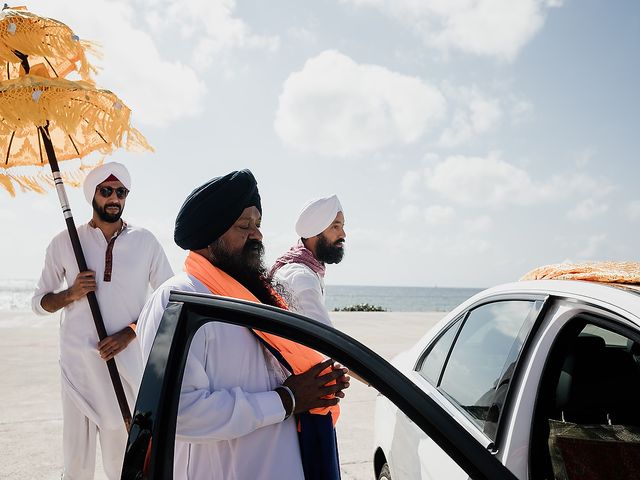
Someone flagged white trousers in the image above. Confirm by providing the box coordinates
[61,390,128,480]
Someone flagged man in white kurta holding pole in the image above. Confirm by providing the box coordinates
[31,162,173,480]
[271,195,346,327]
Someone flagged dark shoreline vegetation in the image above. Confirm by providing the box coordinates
[333,303,387,312]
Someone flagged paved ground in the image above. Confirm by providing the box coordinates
[0,311,445,479]
[332,312,445,479]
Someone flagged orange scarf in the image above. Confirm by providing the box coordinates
[184,251,340,422]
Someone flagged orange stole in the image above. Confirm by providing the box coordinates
[184,251,340,423]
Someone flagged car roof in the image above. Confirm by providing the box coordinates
[395,279,640,372]
[466,279,640,326]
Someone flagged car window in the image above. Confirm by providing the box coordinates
[438,300,535,439]
[418,316,462,385]
[581,324,629,347]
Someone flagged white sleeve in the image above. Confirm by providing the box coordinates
[137,286,172,360]
[287,270,333,327]
[31,238,65,316]
[176,328,286,443]
[148,236,174,290]
[137,284,286,443]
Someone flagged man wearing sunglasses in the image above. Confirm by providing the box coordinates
[31,162,174,480]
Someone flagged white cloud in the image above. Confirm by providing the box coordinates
[286,27,319,45]
[424,153,538,206]
[543,170,607,203]
[439,89,502,147]
[627,200,640,221]
[95,25,206,128]
[464,215,493,232]
[37,0,207,127]
[386,220,491,259]
[424,205,455,225]
[567,199,608,221]
[401,170,424,198]
[575,147,596,168]
[437,86,536,147]
[510,97,534,124]
[37,0,280,127]
[442,236,491,256]
[340,0,563,60]
[274,50,447,156]
[141,0,279,68]
[0,202,16,219]
[399,204,421,222]
[577,234,607,259]
[417,152,611,208]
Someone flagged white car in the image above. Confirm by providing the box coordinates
[373,280,640,480]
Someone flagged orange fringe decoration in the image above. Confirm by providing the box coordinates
[1,159,103,196]
[0,75,153,168]
[0,6,98,81]
[521,262,640,285]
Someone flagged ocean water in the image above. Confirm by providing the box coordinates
[326,285,483,312]
[0,279,36,313]
[0,279,483,314]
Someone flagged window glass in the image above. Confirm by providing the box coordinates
[581,324,628,347]
[439,300,534,437]
[418,317,461,385]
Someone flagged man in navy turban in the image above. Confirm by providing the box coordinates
[138,168,349,479]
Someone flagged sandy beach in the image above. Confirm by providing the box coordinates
[0,310,445,480]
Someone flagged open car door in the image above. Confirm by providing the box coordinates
[121,292,518,480]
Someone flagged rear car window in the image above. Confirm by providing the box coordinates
[418,317,462,385]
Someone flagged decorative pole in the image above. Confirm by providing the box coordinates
[15,48,133,428]
[39,123,132,429]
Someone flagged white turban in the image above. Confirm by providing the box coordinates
[295,195,343,238]
[83,162,132,204]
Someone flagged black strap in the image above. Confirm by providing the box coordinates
[249,329,295,374]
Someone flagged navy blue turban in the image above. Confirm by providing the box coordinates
[174,169,262,250]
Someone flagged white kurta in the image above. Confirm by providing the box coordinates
[32,223,174,429]
[137,273,304,480]
[274,263,333,327]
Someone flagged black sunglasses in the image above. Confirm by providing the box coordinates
[97,186,129,199]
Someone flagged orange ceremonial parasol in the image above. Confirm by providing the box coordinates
[0,5,96,81]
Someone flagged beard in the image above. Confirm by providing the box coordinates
[92,198,123,223]
[208,238,284,307]
[315,234,345,264]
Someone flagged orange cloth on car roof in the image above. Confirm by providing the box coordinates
[184,250,340,424]
[521,261,640,283]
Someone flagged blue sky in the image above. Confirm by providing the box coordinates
[1,0,638,288]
